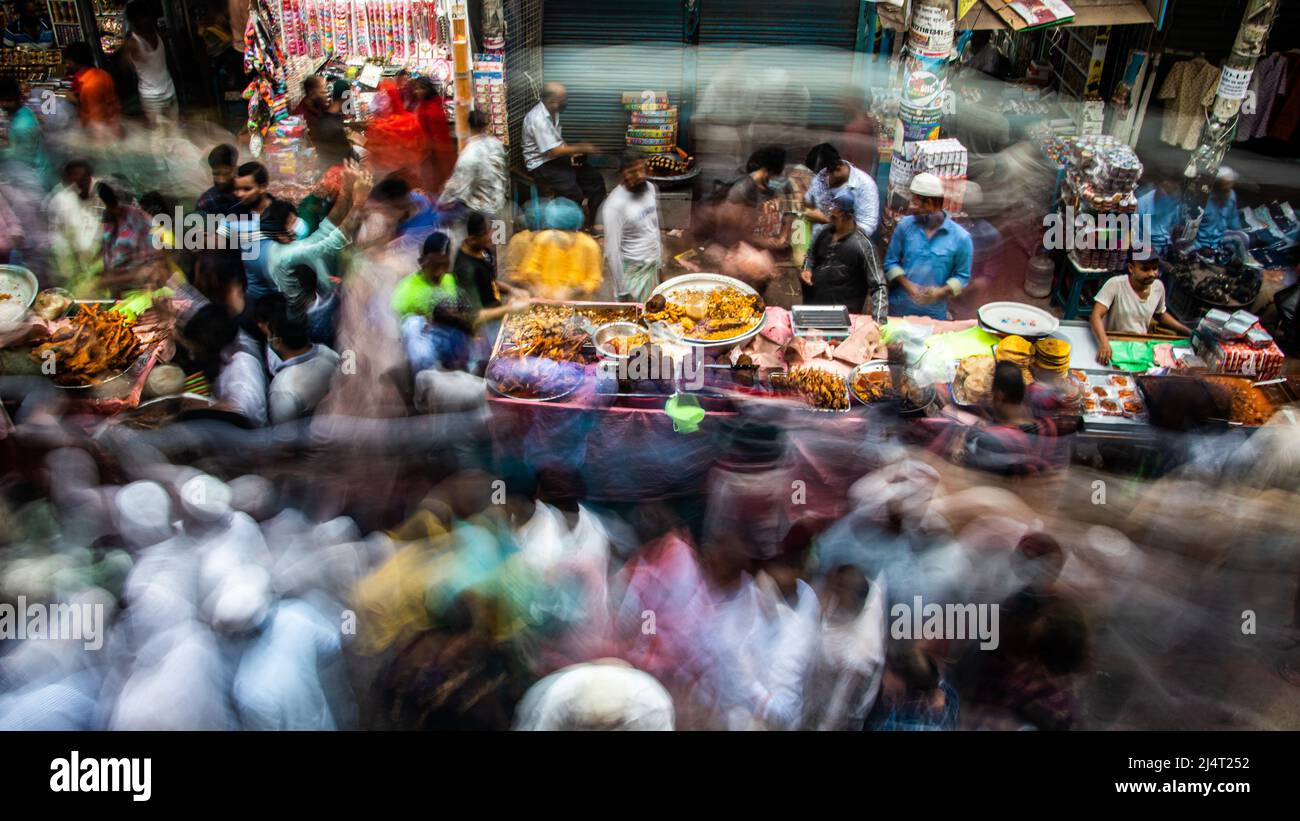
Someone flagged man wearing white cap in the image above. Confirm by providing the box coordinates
[1194,166,1243,251]
[883,173,973,320]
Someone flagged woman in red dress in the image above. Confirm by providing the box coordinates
[410,77,456,194]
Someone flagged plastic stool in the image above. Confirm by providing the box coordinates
[1052,255,1117,320]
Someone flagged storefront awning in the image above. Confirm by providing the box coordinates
[877,0,1156,32]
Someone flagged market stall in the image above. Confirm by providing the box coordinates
[480,272,1298,492]
[0,273,179,421]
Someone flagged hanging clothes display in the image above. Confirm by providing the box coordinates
[1266,51,1300,143]
[1157,57,1221,151]
[1236,51,1289,142]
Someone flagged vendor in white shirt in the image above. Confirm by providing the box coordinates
[601,152,662,303]
[1089,251,1191,366]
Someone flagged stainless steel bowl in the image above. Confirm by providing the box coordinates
[592,321,649,360]
[0,265,39,326]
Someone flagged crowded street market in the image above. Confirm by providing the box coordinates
[0,0,1299,745]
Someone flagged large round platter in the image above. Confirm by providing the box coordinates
[648,273,767,349]
[977,301,1060,338]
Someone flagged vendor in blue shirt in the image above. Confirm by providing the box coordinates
[1194,166,1243,251]
[883,172,973,320]
[1136,177,1183,257]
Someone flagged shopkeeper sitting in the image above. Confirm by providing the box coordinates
[1089,250,1191,366]
[883,173,972,320]
[522,82,607,229]
[1193,166,1243,252]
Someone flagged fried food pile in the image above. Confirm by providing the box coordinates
[605,332,650,357]
[31,303,141,386]
[786,366,849,411]
[954,355,995,405]
[498,305,589,361]
[1203,376,1274,426]
[852,369,894,403]
[643,287,763,341]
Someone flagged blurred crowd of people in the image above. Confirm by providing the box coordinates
[2,8,1300,732]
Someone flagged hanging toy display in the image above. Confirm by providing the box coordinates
[242,0,289,136]
[282,0,304,57]
[333,0,350,55]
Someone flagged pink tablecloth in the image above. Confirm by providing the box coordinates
[488,365,882,512]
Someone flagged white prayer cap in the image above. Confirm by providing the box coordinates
[1215,166,1238,183]
[910,172,946,198]
[181,474,232,523]
[114,481,174,546]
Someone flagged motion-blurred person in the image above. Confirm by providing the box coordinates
[410,77,455,194]
[254,168,368,319]
[515,660,674,731]
[503,200,543,282]
[394,232,478,374]
[0,185,21,264]
[523,82,605,227]
[803,142,879,240]
[296,75,327,127]
[884,172,971,320]
[923,363,1063,477]
[515,198,603,300]
[1136,174,1183,258]
[173,303,267,426]
[98,181,160,296]
[47,159,104,295]
[1089,251,1190,365]
[367,174,440,247]
[601,152,662,303]
[289,263,338,347]
[254,293,340,425]
[800,189,887,323]
[865,645,960,731]
[439,109,509,234]
[196,143,240,214]
[0,76,53,190]
[957,589,1089,731]
[951,182,1003,312]
[393,230,457,320]
[841,94,878,175]
[454,210,517,313]
[717,145,790,253]
[804,563,888,730]
[307,80,357,171]
[64,41,120,136]
[454,210,528,371]
[121,1,178,129]
[1194,166,1243,252]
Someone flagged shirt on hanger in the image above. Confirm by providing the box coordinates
[1266,52,1300,142]
[1158,57,1221,150]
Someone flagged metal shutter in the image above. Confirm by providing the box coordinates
[696,0,859,132]
[542,0,686,154]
